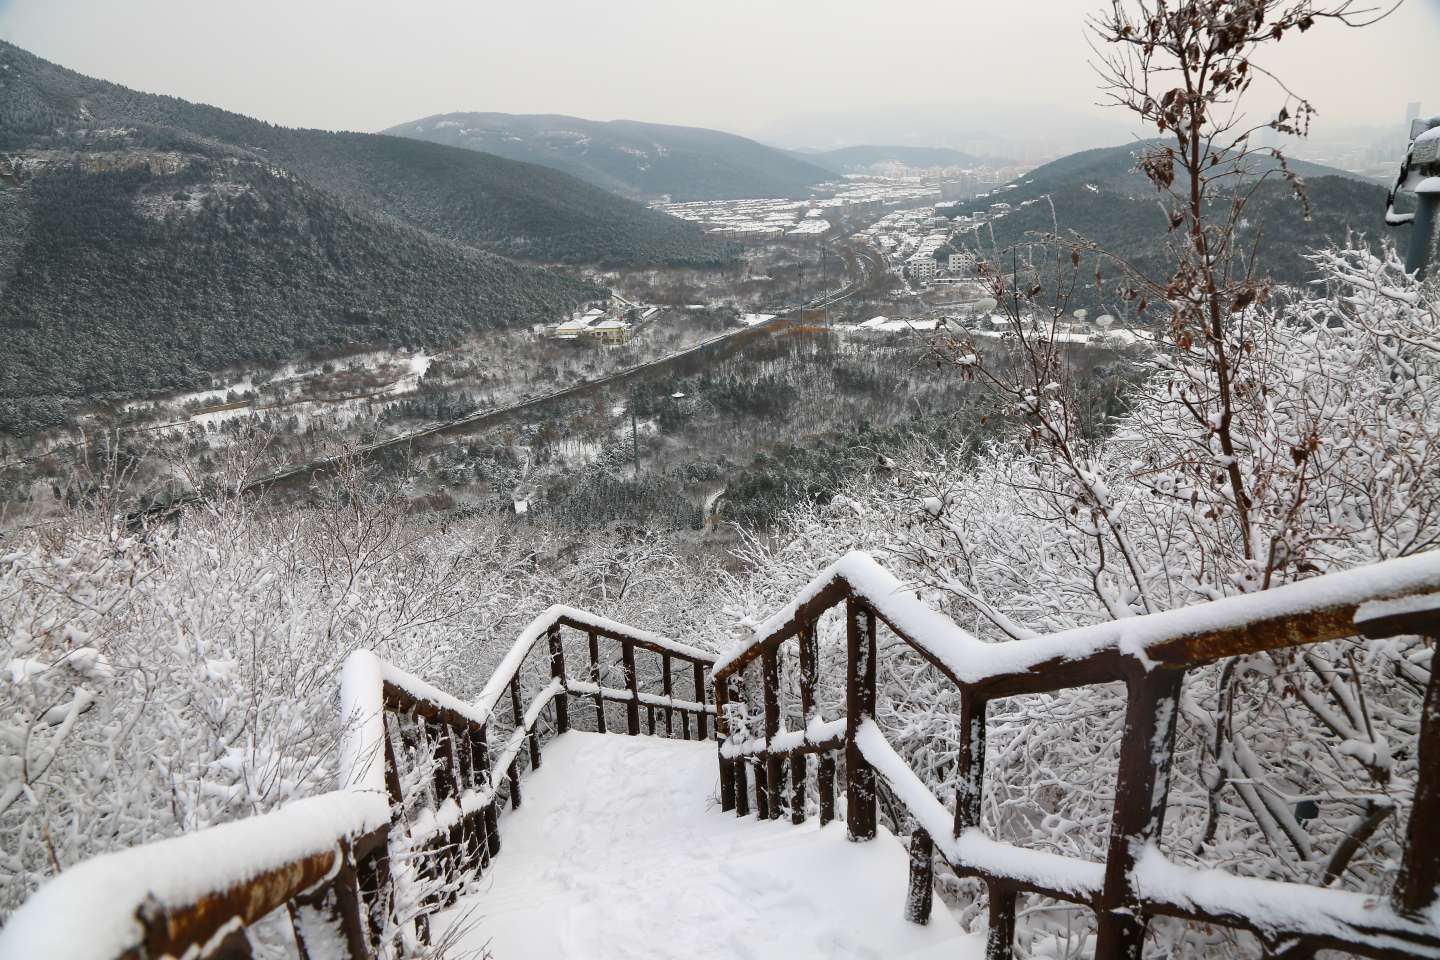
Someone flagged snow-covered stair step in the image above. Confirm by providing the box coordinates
[434,731,983,959]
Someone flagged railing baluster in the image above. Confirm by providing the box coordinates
[291,841,371,960]
[647,702,657,735]
[588,631,607,734]
[694,661,709,740]
[754,752,771,819]
[762,646,783,820]
[454,727,484,873]
[845,597,878,841]
[732,679,751,818]
[789,748,806,825]
[985,881,1017,960]
[507,754,522,810]
[211,923,257,959]
[817,752,836,826]
[432,721,457,803]
[547,623,569,735]
[1397,640,1440,916]
[1094,668,1187,959]
[796,621,818,826]
[510,674,541,770]
[716,677,736,812]
[504,683,524,810]
[663,653,674,737]
[472,724,500,857]
[622,640,641,735]
[953,691,987,836]
[904,828,934,925]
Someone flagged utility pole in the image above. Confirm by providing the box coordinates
[630,388,640,477]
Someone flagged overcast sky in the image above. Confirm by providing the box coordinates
[2,0,1436,158]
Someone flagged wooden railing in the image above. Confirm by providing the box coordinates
[0,605,715,960]
[711,550,1440,960]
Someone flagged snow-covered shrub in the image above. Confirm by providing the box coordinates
[719,248,1440,955]
[0,447,727,937]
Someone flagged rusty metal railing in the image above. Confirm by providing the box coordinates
[711,550,1440,960]
[0,606,715,960]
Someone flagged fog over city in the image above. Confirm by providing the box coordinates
[2,0,1436,159]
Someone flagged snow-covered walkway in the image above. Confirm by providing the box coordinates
[437,731,982,960]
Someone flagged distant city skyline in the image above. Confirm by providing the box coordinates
[2,0,1436,162]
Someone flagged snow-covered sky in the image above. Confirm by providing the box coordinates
[1,0,1436,158]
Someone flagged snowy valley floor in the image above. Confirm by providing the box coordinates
[436,731,983,959]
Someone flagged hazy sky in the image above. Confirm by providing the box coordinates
[2,0,1437,157]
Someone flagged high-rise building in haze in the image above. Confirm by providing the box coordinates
[1408,102,1422,125]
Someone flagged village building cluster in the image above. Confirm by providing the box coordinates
[547,302,660,344]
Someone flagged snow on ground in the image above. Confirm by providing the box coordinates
[436,732,981,960]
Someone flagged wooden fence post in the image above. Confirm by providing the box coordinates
[715,676,735,812]
[507,754,522,810]
[953,692,987,836]
[547,623,568,735]
[587,631,606,734]
[985,881,1017,960]
[694,661,709,740]
[1094,668,1187,959]
[762,646,783,820]
[472,725,500,857]
[845,597,877,841]
[510,675,541,771]
[622,640,641,736]
[291,842,371,960]
[429,720,457,803]
[662,654,675,737]
[732,678,751,818]
[1396,640,1440,916]
[817,753,836,826]
[905,828,934,925]
[795,621,819,825]
[454,728,484,871]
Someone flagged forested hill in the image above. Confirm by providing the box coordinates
[387,113,834,202]
[0,41,731,267]
[0,159,601,436]
[945,141,1402,295]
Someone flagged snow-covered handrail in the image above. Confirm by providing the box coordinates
[714,549,1440,695]
[2,606,717,960]
[712,550,1440,959]
[473,604,715,732]
[0,649,404,960]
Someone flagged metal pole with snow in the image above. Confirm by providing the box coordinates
[1387,113,1440,279]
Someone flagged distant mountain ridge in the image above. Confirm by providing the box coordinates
[0,41,730,268]
[797,145,989,173]
[942,140,1404,303]
[0,40,741,434]
[948,140,1372,216]
[387,113,835,201]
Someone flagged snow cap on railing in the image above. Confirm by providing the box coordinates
[0,791,389,960]
[713,550,979,676]
[338,649,389,794]
[473,604,714,726]
[716,549,1440,685]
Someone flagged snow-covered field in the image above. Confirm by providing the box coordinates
[437,731,981,960]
